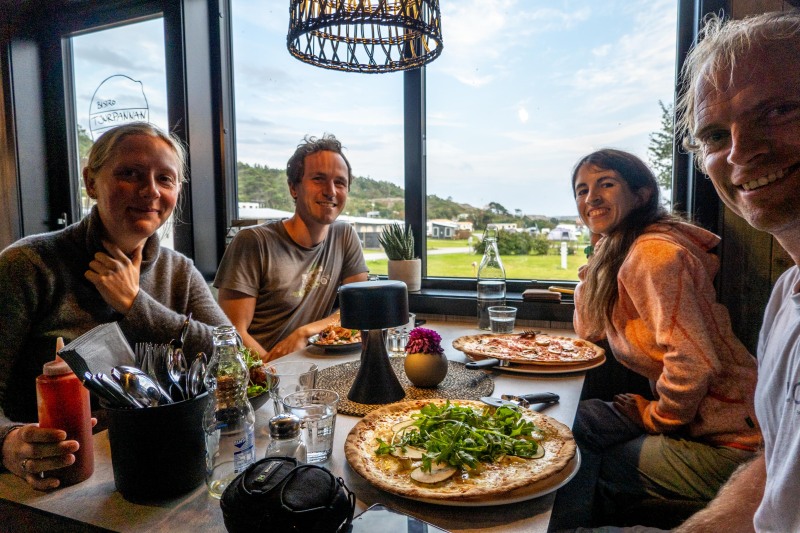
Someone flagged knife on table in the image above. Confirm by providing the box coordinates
[481,392,560,409]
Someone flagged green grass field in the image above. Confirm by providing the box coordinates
[366,239,587,281]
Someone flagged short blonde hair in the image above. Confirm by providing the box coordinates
[84,122,187,183]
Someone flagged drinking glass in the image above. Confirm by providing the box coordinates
[386,312,416,357]
[488,306,517,333]
[264,361,318,414]
[282,389,339,463]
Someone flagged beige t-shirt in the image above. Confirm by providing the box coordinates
[214,220,367,350]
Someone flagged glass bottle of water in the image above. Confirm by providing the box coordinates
[477,226,506,330]
[265,413,307,463]
[203,325,256,499]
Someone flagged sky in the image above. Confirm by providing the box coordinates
[71,0,678,219]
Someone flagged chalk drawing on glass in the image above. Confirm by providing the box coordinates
[88,74,150,140]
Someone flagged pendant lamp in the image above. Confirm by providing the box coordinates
[287,0,443,73]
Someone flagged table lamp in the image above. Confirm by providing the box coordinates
[339,280,409,404]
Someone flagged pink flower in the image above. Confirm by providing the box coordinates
[405,327,444,355]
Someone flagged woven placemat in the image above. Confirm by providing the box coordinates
[317,358,494,416]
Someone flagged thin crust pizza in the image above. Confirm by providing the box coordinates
[344,399,576,503]
[452,333,604,365]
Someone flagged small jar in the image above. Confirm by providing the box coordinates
[265,414,307,463]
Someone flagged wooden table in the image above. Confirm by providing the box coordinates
[0,319,587,533]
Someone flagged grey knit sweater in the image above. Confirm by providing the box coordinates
[0,207,229,430]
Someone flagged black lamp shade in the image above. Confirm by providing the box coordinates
[339,280,409,331]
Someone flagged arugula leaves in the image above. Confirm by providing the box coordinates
[376,401,543,472]
[239,346,270,397]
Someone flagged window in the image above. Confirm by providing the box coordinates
[69,17,172,245]
[230,0,677,283]
[3,0,683,292]
[426,0,678,281]
[231,0,404,273]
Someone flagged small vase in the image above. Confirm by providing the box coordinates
[404,352,448,388]
[388,259,421,292]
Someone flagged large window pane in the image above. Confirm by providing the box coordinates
[231,0,404,274]
[427,0,678,281]
[70,18,171,245]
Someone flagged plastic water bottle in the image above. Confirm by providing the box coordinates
[35,337,94,486]
[203,325,256,499]
[477,226,506,329]
[265,414,307,463]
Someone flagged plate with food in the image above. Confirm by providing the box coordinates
[241,346,272,410]
[309,325,362,353]
[453,333,605,367]
[345,399,578,506]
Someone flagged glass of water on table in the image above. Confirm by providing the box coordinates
[282,389,339,463]
[488,306,517,333]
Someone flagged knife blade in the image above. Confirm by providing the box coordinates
[481,392,559,409]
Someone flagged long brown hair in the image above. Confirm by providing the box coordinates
[572,149,679,335]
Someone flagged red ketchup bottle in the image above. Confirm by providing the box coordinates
[35,338,94,485]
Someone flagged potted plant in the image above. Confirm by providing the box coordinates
[378,224,421,292]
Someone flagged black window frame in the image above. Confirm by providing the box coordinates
[0,0,728,321]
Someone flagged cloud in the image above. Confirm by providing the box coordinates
[436,1,591,87]
[592,44,611,57]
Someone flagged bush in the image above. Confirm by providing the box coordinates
[530,238,549,256]
[474,229,535,256]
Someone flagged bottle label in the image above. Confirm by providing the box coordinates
[233,426,256,472]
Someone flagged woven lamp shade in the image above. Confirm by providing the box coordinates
[287,0,443,73]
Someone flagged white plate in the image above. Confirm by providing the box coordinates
[411,449,581,507]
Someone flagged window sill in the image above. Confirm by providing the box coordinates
[408,288,574,326]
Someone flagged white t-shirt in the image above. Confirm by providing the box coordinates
[754,265,800,532]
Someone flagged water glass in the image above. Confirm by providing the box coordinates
[264,361,318,414]
[488,306,517,333]
[282,389,339,463]
[386,312,416,357]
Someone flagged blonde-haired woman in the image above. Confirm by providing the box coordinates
[0,122,228,489]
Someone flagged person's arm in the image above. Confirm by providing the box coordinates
[619,236,725,433]
[675,453,764,532]
[265,272,367,361]
[118,251,230,356]
[0,246,91,490]
[218,288,268,358]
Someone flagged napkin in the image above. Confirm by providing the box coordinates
[522,288,562,302]
[60,322,136,375]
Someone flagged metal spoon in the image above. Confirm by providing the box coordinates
[112,365,173,406]
[187,352,207,398]
[168,314,191,400]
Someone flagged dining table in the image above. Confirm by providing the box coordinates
[0,317,591,533]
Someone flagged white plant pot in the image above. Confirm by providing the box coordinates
[387,259,421,292]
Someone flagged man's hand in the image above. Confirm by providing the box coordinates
[266,327,311,361]
[613,393,649,430]
[84,240,142,313]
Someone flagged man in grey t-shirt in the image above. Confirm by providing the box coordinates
[214,134,368,360]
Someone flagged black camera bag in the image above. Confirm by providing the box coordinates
[220,457,355,533]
